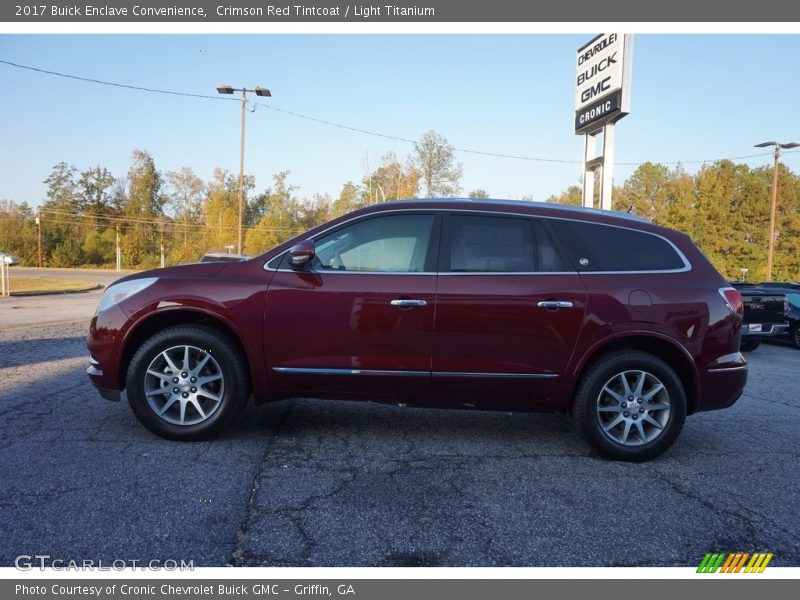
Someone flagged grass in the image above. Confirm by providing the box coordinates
[6,276,99,295]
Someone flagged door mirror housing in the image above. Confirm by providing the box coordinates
[287,240,316,269]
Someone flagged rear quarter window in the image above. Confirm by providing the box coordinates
[549,220,687,272]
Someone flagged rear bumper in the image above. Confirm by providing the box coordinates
[741,323,789,337]
[695,353,748,412]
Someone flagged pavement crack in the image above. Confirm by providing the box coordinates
[229,402,292,566]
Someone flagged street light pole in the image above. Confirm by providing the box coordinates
[755,141,799,281]
[238,88,247,257]
[216,84,272,255]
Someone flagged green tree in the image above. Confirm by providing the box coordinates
[165,166,205,263]
[40,162,82,265]
[0,200,37,265]
[361,151,420,204]
[121,150,164,267]
[244,171,301,255]
[546,185,582,206]
[331,181,364,218]
[203,168,239,254]
[78,166,116,214]
[612,162,672,221]
[413,130,463,197]
[297,193,331,231]
[468,189,490,199]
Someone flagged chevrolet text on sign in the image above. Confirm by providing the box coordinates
[574,33,632,134]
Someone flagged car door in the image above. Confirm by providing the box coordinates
[431,212,587,407]
[264,211,440,397]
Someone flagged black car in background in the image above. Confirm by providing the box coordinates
[757,286,800,348]
[729,282,789,351]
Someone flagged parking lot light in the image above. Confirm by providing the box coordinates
[216,84,272,255]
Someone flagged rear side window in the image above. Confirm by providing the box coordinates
[446,215,571,273]
[549,220,687,272]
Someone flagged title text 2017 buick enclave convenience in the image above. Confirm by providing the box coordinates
[87,199,747,461]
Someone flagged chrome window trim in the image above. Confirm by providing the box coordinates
[262,207,693,275]
[274,269,438,275]
[438,271,578,276]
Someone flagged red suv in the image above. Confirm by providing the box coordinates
[87,199,747,461]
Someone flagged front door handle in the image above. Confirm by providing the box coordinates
[391,299,428,308]
[537,300,574,310]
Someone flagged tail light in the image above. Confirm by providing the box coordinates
[719,287,744,317]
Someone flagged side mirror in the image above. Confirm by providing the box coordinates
[287,239,316,269]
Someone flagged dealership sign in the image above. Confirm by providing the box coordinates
[574,33,632,134]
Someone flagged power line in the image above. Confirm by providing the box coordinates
[2,58,798,168]
[0,59,233,102]
[254,101,794,166]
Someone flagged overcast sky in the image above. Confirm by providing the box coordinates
[1,34,799,207]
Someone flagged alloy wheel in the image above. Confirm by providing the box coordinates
[143,345,225,426]
[596,369,671,446]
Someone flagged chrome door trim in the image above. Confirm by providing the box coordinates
[272,367,429,377]
[431,371,559,379]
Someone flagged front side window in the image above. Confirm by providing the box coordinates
[313,213,435,272]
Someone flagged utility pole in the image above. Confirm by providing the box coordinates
[754,141,799,280]
[216,84,272,255]
[115,225,121,272]
[36,212,43,268]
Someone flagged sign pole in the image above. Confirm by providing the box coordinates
[582,133,596,208]
[574,33,632,211]
[600,122,615,210]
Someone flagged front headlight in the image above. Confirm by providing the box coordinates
[96,278,158,314]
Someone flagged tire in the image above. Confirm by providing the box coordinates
[740,338,761,352]
[572,351,686,462]
[126,325,250,440]
[792,326,800,350]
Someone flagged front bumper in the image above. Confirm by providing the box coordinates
[86,359,121,401]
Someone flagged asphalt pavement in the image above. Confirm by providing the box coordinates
[0,309,798,567]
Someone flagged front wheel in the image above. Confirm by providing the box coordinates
[572,351,686,462]
[126,325,250,440]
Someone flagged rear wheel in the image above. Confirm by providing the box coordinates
[793,326,800,350]
[126,325,249,440]
[573,351,686,462]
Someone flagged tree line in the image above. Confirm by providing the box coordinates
[0,130,464,269]
[1,130,798,282]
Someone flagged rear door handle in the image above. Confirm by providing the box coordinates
[391,299,427,308]
[537,300,574,309]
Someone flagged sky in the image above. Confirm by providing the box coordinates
[1,33,799,208]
